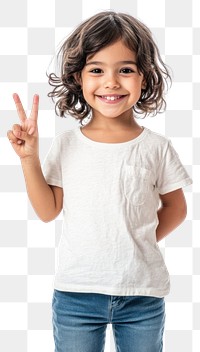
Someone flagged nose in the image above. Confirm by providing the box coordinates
[104,74,120,89]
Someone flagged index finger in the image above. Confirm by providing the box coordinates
[13,93,27,123]
[30,94,39,121]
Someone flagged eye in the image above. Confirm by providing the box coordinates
[89,68,103,74]
[120,68,135,74]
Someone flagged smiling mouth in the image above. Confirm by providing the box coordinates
[97,95,126,102]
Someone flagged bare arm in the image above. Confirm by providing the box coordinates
[156,188,187,242]
[21,157,63,222]
[7,94,63,222]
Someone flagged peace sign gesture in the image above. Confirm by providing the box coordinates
[7,93,39,159]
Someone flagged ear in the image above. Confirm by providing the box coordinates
[141,78,146,90]
[73,72,82,87]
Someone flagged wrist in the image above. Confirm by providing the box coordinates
[20,155,40,167]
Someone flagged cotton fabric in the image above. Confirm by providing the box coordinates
[42,126,192,297]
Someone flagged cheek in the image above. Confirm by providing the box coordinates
[82,80,97,96]
[129,81,142,94]
[135,79,144,93]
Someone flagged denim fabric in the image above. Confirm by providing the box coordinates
[52,290,165,352]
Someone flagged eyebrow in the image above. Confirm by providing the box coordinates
[85,60,138,66]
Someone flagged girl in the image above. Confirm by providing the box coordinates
[8,11,192,352]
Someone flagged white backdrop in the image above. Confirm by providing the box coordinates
[0,0,199,351]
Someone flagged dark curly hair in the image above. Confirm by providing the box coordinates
[47,11,171,124]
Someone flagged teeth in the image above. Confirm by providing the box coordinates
[102,96,121,101]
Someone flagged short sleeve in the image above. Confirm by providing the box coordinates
[42,136,62,188]
[156,140,192,195]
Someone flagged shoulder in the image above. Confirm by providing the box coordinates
[52,127,79,147]
[145,128,169,146]
[45,128,79,158]
[144,128,171,152]
[142,128,176,164]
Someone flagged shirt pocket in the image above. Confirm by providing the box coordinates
[122,164,151,206]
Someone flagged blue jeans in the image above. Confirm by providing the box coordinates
[52,290,165,352]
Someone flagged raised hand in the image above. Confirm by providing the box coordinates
[7,93,39,159]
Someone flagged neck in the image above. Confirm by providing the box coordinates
[85,112,140,132]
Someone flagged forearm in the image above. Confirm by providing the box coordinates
[156,204,187,242]
[21,156,60,222]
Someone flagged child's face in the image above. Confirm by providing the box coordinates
[80,40,145,121]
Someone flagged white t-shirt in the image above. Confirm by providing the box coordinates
[42,126,192,297]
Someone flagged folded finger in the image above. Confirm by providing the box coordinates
[12,124,22,138]
[7,130,20,144]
